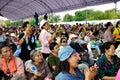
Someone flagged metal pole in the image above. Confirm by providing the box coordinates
[114,0,117,26]
[52,12,54,23]
[85,6,88,27]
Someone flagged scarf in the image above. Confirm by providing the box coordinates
[26,35,35,50]
[1,56,17,74]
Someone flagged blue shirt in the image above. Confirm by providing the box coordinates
[55,68,85,80]
[0,34,7,42]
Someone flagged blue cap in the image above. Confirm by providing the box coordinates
[58,46,76,61]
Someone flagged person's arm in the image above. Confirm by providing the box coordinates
[44,60,52,78]
[19,34,26,45]
[102,76,115,80]
[48,32,56,44]
[48,56,57,71]
[107,31,113,42]
[14,58,24,76]
[39,31,56,46]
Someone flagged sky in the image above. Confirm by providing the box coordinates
[56,1,120,19]
[0,1,120,21]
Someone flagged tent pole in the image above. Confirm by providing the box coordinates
[85,6,88,27]
[52,12,54,23]
[114,0,117,26]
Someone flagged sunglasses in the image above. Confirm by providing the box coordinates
[62,41,67,43]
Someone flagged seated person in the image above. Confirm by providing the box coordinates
[116,69,120,80]
[0,41,24,79]
[48,42,60,78]
[55,46,97,80]
[25,49,52,80]
[96,42,120,80]
[59,38,68,50]
[69,34,94,66]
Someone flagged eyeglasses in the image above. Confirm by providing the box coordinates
[62,41,67,43]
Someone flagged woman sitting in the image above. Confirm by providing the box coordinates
[55,46,97,80]
[25,49,52,80]
[0,41,24,79]
[96,42,120,80]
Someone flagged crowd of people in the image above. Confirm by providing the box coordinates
[0,16,120,80]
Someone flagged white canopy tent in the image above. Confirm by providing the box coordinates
[0,0,119,20]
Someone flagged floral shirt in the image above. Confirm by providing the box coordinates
[96,54,120,79]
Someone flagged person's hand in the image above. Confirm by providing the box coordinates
[84,66,98,80]
[34,71,41,77]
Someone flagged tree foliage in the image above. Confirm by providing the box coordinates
[5,20,11,27]
[4,8,120,27]
[63,8,120,22]
[63,14,73,22]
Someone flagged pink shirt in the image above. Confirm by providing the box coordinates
[0,57,24,77]
[103,29,114,42]
[116,69,120,80]
[39,29,51,53]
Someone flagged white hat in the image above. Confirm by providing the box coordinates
[11,33,16,37]
[69,34,78,40]
[39,19,47,29]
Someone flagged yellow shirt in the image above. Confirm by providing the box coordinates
[113,28,120,41]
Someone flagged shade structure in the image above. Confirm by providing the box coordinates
[0,0,119,21]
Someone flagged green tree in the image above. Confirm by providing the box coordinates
[38,16,44,22]
[63,14,73,22]
[5,20,11,27]
[104,9,114,19]
[74,11,86,21]
[89,10,105,20]
[49,14,61,23]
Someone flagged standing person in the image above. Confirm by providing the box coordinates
[39,19,56,59]
[19,27,36,61]
[55,46,97,80]
[103,22,114,42]
[113,20,120,48]
[0,42,24,79]
[18,21,30,41]
[34,12,39,26]
[96,42,120,80]
[0,28,7,42]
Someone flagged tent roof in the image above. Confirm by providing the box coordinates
[0,0,118,20]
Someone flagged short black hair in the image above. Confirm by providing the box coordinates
[116,20,120,28]
[22,21,29,28]
[105,22,112,29]
[0,41,10,54]
[100,42,114,53]
[49,42,58,51]
[0,28,2,31]
[60,38,66,43]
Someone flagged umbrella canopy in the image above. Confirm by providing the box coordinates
[0,0,118,20]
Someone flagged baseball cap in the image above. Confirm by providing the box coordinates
[58,46,76,61]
